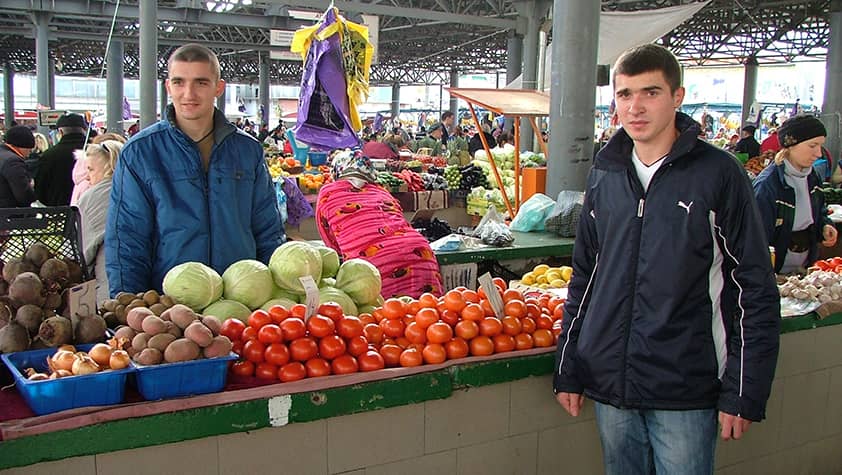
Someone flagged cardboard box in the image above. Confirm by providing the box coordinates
[397,190,449,211]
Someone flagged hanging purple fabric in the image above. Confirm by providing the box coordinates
[293,8,361,150]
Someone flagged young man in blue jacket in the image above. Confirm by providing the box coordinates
[553,44,780,475]
[105,44,284,295]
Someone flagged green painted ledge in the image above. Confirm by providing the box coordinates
[0,312,838,470]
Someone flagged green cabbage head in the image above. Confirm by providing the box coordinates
[270,284,302,303]
[163,262,224,311]
[269,241,323,293]
[222,259,274,309]
[318,286,358,316]
[316,246,341,278]
[261,298,298,312]
[202,299,251,322]
[334,258,382,306]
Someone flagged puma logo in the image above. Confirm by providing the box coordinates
[677,200,693,215]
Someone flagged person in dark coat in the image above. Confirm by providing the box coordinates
[468,122,497,156]
[36,113,89,206]
[0,125,37,207]
[735,124,761,158]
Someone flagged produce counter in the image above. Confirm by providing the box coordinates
[0,311,840,472]
[435,232,574,266]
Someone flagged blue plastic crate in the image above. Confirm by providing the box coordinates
[1,344,134,415]
[133,353,237,401]
[308,151,328,166]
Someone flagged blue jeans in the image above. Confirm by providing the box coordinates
[594,402,717,475]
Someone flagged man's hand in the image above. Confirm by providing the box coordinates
[822,224,838,247]
[556,392,585,417]
[719,411,752,440]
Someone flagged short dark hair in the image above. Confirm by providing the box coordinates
[613,44,682,93]
[441,111,454,121]
[168,43,221,81]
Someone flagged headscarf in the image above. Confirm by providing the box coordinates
[330,149,377,187]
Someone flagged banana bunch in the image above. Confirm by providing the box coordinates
[521,264,573,289]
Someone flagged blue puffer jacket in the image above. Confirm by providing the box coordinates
[105,106,285,295]
[554,112,780,422]
[753,161,829,273]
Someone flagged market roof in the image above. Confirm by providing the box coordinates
[446,88,550,117]
[0,0,834,84]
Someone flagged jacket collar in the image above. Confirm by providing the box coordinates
[165,104,237,145]
[598,111,701,169]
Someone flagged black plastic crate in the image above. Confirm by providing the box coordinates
[0,206,88,280]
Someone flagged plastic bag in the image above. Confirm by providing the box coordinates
[510,193,556,232]
[274,180,288,225]
[545,190,585,237]
[473,206,514,247]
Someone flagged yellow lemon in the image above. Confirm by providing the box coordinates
[533,264,550,275]
[537,275,548,284]
[550,279,566,288]
[560,266,573,282]
[522,273,536,285]
[538,283,549,289]
[546,270,562,282]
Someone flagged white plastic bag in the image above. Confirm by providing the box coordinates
[510,193,556,232]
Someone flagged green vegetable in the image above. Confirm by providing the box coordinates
[222,259,274,309]
[269,241,323,293]
[316,246,341,279]
[318,286,358,316]
[334,258,382,306]
[202,299,251,322]
[162,262,223,311]
[260,298,298,312]
[270,285,301,303]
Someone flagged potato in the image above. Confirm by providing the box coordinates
[165,321,183,338]
[169,304,198,330]
[147,333,177,352]
[201,315,222,336]
[164,338,200,363]
[114,325,137,342]
[141,315,167,336]
[116,292,136,306]
[134,347,163,365]
[142,290,160,306]
[126,307,155,331]
[149,303,167,316]
[202,336,233,359]
[184,321,213,347]
[159,295,175,308]
[131,332,150,351]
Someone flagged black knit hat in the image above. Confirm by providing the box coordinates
[4,125,35,148]
[56,113,87,129]
[778,115,826,148]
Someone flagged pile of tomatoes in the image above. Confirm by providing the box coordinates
[223,278,565,383]
[811,257,842,273]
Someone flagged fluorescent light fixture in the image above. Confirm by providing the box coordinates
[287,9,322,21]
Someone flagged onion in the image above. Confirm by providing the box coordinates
[25,368,48,381]
[89,343,113,368]
[57,344,77,353]
[71,355,100,375]
[49,369,72,379]
[51,350,77,372]
[109,350,130,370]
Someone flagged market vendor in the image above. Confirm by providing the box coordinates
[315,150,443,298]
[410,122,444,156]
[754,114,837,273]
[105,43,284,295]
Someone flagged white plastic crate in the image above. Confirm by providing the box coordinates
[440,263,478,291]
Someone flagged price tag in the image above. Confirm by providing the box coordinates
[477,273,504,319]
[68,280,98,318]
[299,276,320,321]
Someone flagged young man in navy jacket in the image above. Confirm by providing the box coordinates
[553,44,780,475]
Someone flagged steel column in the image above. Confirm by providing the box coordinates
[106,40,124,134]
[823,0,842,170]
[4,64,14,129]
[741,57,759,128]
[259,54,270,126]
[139,1,157,128]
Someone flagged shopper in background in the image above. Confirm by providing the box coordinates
[760,127,781,154]
[315,150,443,299]
[753,115,836,273]
[555,44,780,475]
[735,124,761,158]
[70,132,126,206]
[79,139,125,303]
[0,125,37,207]
[440,111,454,145]
[24,132,50,178]
[410,122,444,156]
[106,43,284,295]
[36,113,89,206]
[468,122,497,156]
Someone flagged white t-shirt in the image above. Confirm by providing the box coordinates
[632,148,666,191]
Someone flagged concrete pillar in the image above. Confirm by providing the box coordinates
[48,57,56,108]
[106,40,124,134]
[449,69,459,122]
[4,64,14,129]
[160,80,168,120]
[513,0,551,148]
[741,56,759,127]
[823,0,842,166]
[390,82,400,119]
[33,12,51,134]
[259,54,270,126]
[216,83,226,115]
[505,31,523,133]
[139,1,157,129]
[547,0,599,195]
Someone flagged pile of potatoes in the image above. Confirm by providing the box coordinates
[99,290,177,328]
[112,304,233,366]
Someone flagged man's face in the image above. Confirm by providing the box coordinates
[166,60,224,123]
[443,116,453,127]
[614,70,684,147]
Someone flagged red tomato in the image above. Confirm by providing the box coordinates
[331,354,359,374]
[455,320,479,340]
[268,305,290,324]
[231,359,254,377]
[501,316,522,336]
[532,329,554,347]
[248,309,273,329]
[278,362,306,382]
[362,323,383,345]
[289,304,308,319]
[346,335,369,357]
[379,317,405,338]
[399,347,423,367]
[264,343,290,367]
[439,309,459,327]
[255,362,278,380]
[231,339,245,355]
[318,335,347,360]
[469,336,495,356]
[426,322,453,344]
[289,337,319,362]
[305,358,331,377]
[242,339,266,364]
[358,350,385,372]
[444,338,469,359]
[479,317,503,337]
[257,324,284,345]
[336,316,365,339]
[220,318,246,341]
[414,308,439,329]
[379,344,403,367]
[318,303,345,322]
[536,314,554,330]
[514,333,534,350]
[404,322,428,345]
[241,326,258,341]
[422,343,447,364]
[306,315,336,338]
[280,318,307,341]
[492,334,516,353]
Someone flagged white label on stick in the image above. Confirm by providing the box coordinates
[299,276,320,321]
[69,280,97,319]
[477,273,504,319]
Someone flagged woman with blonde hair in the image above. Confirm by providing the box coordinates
[753,115,837,273]
[78,139,124,302]
[70,132,126,205]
